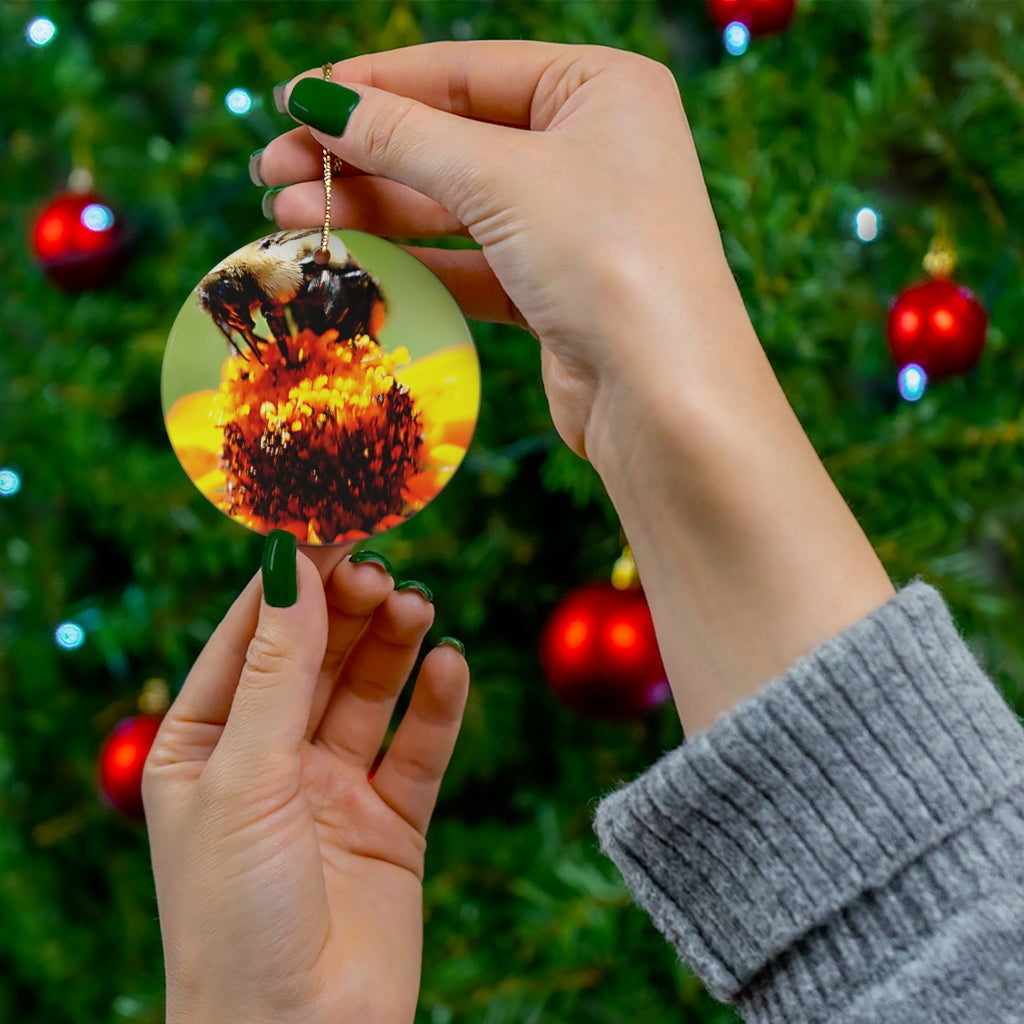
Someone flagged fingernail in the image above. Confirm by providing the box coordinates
[248,148,266,187]
[287,78,361,136]
[437,636,465,656]
[349,549,394,576]
[262,529,298,607]
[261,186,286,220]
[272,80,290,114]
[395,579,433,603]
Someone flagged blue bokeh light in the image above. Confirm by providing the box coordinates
[898,363,928,402]
[225,88,253,115]
[724,21,751,56]
[854,206,881,242]
[27,17,57,47]
[0,468,21,496]
[81,203,115,232]
[55,622,86,650]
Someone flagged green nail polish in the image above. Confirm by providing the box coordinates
[349,549,394,576]
[262,530,298,607]
[248,148,266,187]
[437,636,465,657]
[261,186,285,220]
[287,78,361,136]
[395,579,433,603]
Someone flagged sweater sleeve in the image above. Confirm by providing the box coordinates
[593,581,1024,1024]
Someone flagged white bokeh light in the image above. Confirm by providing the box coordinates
[724,21,751,56]
[27,17,57,47]
[898,363,927,402]
[0,468,21,496]
[226,88,253,115]
[81,203,115,232]
[854,206,881,242]
[55,622,86,650]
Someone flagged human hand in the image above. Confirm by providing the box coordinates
[255,40,745,464]
[255,42,894,737]
[143,534,469,1024]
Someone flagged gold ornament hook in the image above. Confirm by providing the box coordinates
[611,543,639,590]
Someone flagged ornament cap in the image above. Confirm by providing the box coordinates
[611,544,639,590]
[922,239,956,278]
[138,677,171,716]
[67,167,95,194]
[923,215,957,278]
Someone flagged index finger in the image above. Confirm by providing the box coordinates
[292,39,573,129]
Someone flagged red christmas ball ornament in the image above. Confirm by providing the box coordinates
[887,277,987,380]
[32,189,128,290]
[707,0,797,35]
[98,714,162,818]
[540,582,670,720]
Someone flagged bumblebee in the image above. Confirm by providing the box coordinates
[197,229,386,364]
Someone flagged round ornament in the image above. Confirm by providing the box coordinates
[540,582,670,720]
[887,277,987,380]
[32,189,127,291]
[162,228,479,544]
[707,0,797,35]
[98,714,162,819]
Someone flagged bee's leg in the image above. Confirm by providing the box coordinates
[210,315,240,353]
[236,328,268,365]
[210,308,267,364]
[226,338,247,360]
[262,307,295,366]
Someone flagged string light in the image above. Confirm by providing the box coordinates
[898,363,927,402]
[55,622,86,650]
[26,17,57,47]
[225,88,253,115]
[0,468,21,496]
[81,203,115,232]
[724,21,751,55]
[853,206,881,242]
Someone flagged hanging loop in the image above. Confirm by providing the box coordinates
[314,63,336,265]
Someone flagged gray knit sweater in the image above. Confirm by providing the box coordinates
[593,582,1024,1023]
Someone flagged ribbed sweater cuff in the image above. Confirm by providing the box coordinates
[593,582,1024,1019]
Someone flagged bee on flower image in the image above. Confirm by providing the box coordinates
[162,229,479,544]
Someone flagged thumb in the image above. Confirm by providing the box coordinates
[282,76,518,226]
[217,531,328,764]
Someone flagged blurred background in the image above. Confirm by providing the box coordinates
[2,1,1024,1022]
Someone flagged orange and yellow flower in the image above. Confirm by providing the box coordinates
[165,330,478,544]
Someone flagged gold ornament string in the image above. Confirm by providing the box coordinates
[314,62,336,265]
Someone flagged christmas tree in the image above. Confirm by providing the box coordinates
[3,2,1024,1022]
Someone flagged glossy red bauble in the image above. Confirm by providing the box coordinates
[887,277,987,380]
[540,583,670,720]
[98,715,162,818]
[707,0,797,35]
[32,190,127,290]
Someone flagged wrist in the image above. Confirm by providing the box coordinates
[582,303,893,736]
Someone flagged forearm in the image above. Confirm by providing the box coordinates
[584,273,894,736]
